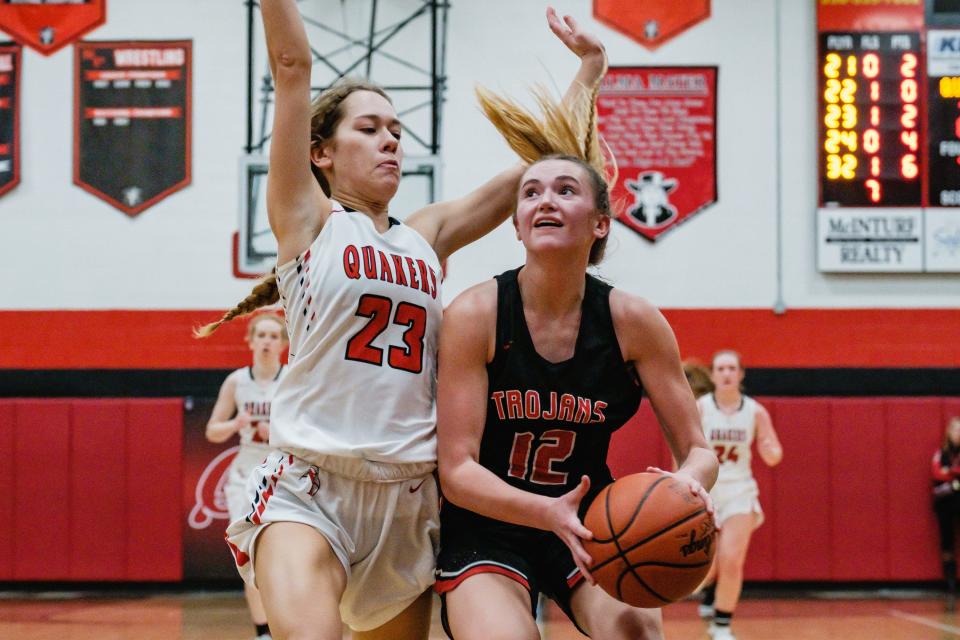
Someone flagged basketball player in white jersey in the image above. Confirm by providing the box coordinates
[196,3,608,639]
[697,350,782,640]
[206,314,287,640]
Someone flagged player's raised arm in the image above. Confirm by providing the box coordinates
[261,0,330,263]
[405,7,607,262]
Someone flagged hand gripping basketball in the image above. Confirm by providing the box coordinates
[582,472,717,608]
[545,475,597,585]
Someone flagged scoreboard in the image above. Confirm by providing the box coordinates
[817,0,960,272]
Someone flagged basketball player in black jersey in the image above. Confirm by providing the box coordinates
[434,152,719,639]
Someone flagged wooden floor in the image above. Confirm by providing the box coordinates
[1,590,959,639]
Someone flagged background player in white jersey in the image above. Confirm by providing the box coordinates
[196,3,607,638]
[205,313,287,640]
[697,349,783,640]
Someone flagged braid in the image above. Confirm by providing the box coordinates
[194,271,280,338]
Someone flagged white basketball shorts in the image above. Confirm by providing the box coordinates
[225,450,440,631]
[710,477,764,529]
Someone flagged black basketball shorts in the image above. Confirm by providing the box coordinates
[434,515,589,638]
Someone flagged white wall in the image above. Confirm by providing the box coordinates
[1,0,957,309]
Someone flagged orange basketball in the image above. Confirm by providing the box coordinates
[583,472,716,608]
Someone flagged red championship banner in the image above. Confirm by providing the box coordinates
[598,67,718,242]
[182,397,244,581]
[594,0,710,51]
[75,40,191,216]
[0,0,105,56]
[0,42,20,198]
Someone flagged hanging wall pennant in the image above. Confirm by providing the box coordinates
[594,0,710,51]
[0,41,20,198]
[0,0,105,56]
[598,66,718,242]
[74,40,191,216]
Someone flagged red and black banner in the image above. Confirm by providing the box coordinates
[598,66,718,242]
[0,0,105,56]
[594,0,710,50]
[182,396,243,581]
[0,42,19,198]
[74,40,191,217]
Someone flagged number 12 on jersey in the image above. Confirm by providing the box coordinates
[508,429,577,485]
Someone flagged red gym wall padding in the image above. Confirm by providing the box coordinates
[610,397,957,582]
[1,396,957,583]
[0,399,183,581]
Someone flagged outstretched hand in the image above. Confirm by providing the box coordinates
[546,6,606,64]
[545,475,596,585]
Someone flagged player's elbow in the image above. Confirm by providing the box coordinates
[763,447,783,467]
[437,458,470,507]
[272,49,312,80]
[204,426,226,444]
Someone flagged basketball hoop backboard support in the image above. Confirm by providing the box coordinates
[234,0,450,278]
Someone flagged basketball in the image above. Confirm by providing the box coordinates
[583,472,717,609]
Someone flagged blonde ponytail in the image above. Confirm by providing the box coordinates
[194,271,280,338]
[474,81,613,185]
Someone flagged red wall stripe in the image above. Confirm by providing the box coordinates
[0,308,958,368]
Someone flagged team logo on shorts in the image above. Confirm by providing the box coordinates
[301,465,322,497]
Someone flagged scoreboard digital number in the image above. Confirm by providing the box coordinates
[817,1,960,273]
[819,32,923,207]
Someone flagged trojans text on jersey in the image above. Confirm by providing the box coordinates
[490,390,608,424]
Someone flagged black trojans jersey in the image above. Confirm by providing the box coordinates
[443,267,645,526]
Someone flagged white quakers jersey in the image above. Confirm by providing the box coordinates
[231,365,285,451]
[272,201,443,467]
[699,393,758,483]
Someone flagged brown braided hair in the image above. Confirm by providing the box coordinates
[194,271,280,338]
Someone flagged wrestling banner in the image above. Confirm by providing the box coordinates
[0,42,19,198]
[74,40,191,216]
